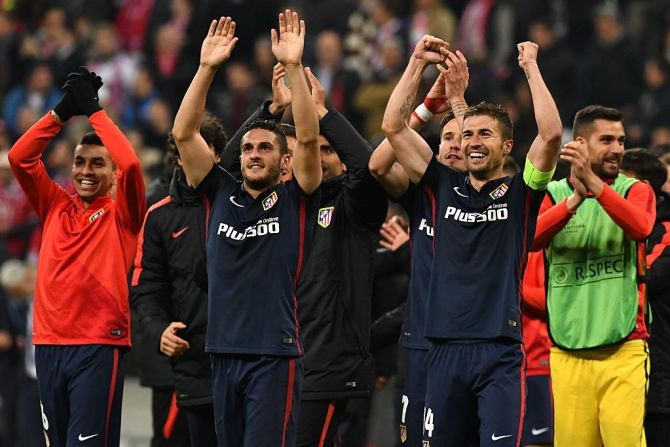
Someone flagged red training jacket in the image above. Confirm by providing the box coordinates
[8,111,146,346]
[522,250,550,376]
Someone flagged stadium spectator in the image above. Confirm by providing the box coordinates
[3,63,60,138]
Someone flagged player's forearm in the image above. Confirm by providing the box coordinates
[530,197,573,251]
[597,182,656,240]
[524,62,562,171]
[172,65,217,148]
[285,63,321,192]
[381,57,426,136]
[371,114,425,177]
[285,63,318,147]
[88,111,141,172]
[8,112,62,169]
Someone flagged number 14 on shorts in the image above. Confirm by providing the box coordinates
[423,407,435,440]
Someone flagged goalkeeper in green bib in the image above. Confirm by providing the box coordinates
[531,105,655,447]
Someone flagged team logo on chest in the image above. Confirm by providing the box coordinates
[489,182,509,200]
[89,208,104,222]
[317,206,334,228]
[262,191,278,211]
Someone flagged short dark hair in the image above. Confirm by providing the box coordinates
[463,102,513,141]
[621,148,667,194]
[167,112,228,160]
[241,119,288,155]
[572,105,623,139]
[79,131,104,147]
[439,111,457,131]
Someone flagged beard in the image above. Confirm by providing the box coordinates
[592,161,619,180]
[242,162,282,190]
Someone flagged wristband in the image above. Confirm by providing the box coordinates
[412,103,434,124]
[424,97,447,113]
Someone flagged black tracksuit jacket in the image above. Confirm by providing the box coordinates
[130,168,211,407]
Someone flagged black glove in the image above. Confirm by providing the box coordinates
[66,67,103,117]
[52,72,84,122]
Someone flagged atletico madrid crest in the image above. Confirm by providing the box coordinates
[489,182,509,200]
[317,206,334,228]
[262,191,278,211]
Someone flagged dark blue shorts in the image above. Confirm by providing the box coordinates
[210,354,302,447]
[424,341,526,447]
[401,347,428,446]
[521,375,553,445]
[35,345,124,447]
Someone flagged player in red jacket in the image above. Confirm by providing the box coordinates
[8,68,146,447]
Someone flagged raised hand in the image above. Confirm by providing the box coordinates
[441,50,469,101]
[270,63,291,114]
[271,9,305,66]
[200,16,238,69]
[304,67,328,118]
[517,41,539,70]
[570,166,588,198]
[412,35,449,65]
[560,140,595,186]
[422,72,450,115]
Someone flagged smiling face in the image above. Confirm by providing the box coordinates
[71,144,115,206]
[584,119,625,179]
[240,128,284,191]
[437,118,466,173]
[461,114,512,180]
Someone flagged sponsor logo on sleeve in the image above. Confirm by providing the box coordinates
[317,206,334,228]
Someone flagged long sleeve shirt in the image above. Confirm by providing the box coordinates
[8,111,145,346]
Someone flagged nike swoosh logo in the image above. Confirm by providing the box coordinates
[491,434,513,441]
[78,434,99,442]
[229,196,244,207]
[453,186,469,197]
[171,226,190,239]
[531,427,549,436]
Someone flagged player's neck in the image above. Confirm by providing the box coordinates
[468,169,504,192]
[242,180,279,200]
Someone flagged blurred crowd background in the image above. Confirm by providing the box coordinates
[1,0,670,446]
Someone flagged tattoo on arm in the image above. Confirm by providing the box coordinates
[450,100,469,118]
[399,94,414,121]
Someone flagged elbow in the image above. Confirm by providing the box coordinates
[7,147,18,167]
[170,123,196,145]
[368,158,388,178]
[542,127,563,149]
[381,117,404,137]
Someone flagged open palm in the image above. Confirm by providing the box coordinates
[200,16,238,68]
[271,10,305,66]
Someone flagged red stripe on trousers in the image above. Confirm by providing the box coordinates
[105,348,119,447]
[281,359,296,447]
[318,401,336,447]
[162,391,180,439]
[516,343,527,447]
